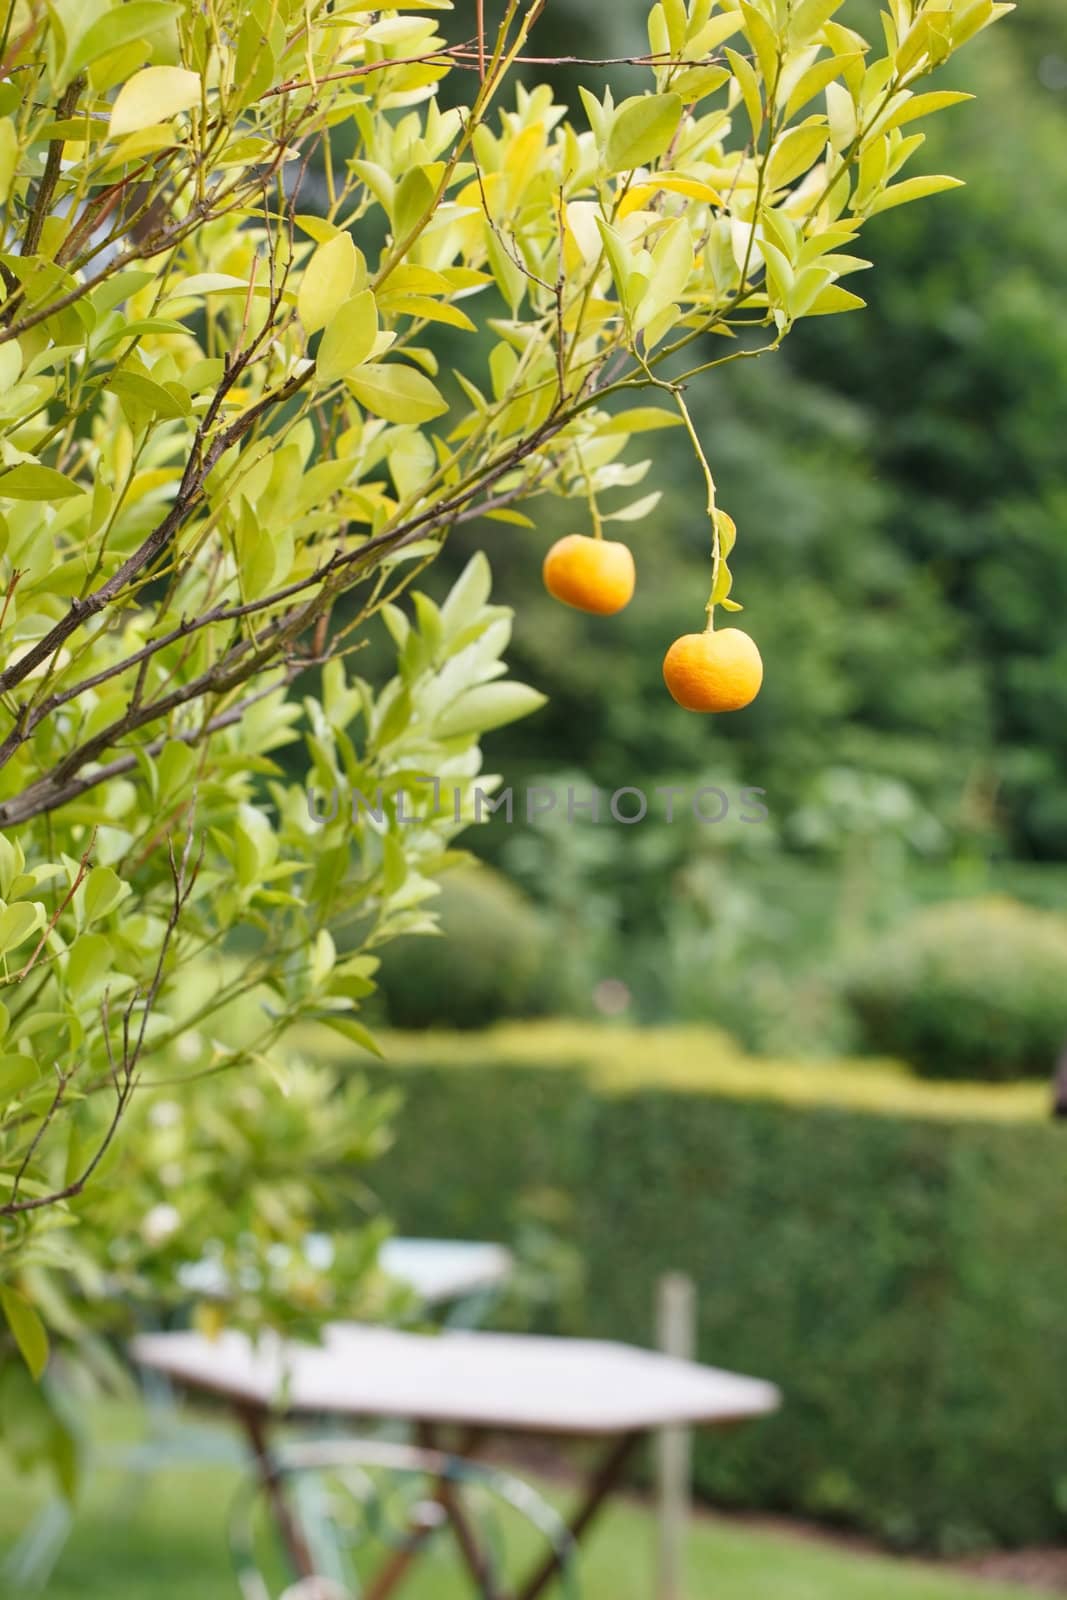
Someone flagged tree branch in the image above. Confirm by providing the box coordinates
[0,819,202,1218]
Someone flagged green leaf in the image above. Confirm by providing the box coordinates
[726,48,763,141]
[867,174,964,215]
[161,273,249,301]
[599,407,684,435]
[346,363,447,425]
[0,464,83,500]
[766,123,829,191]
[740,0,778,82]
[635,218,693,331]
[826,80,858,152]
[0,1288,49,1380]
[82,866,128,924]
[602,490,662,522]
[0,116,17,206]
[485,508,535,527]
[0,1052,39,1096]
[439,551,492,636]
[393,165,438,241]
[604,93,683,174]
[435,682,547,738]
[882,90,974,130]
[109,66,202,137]
[595,217,639,315]
[319,1015,385,1056]
[65,933,113,995]
[157,739,198,803]
[316,291,379,384]
[298,232,357,335]
[380,539,441,569]
[109,370,191,419]
[0,901,42,957]
[66,2,180,83]
[805,283,867,314]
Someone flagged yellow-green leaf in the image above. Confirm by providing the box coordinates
[82,866,128,924]
[766,123,829,191]
[109,66,202,138]
[599,407,684,435]
[604,93,683,174]
[435,682,546,738]
[0,464,83,500]
[316,291,379,384]
[805,283,867,314]
[0,117,17,206]
[298,232,357,335]
[383,295,476,333]
[346,363,448,425]
[0,902,41,947]
[393,165,438,240]
[867,174,964,215]
[635,218,693,331]
[882,90,974,130]
[726,48,763,142]
[66,2,180,84]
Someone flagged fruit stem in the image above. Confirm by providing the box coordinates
[574,442,604,539]
[670,386,722,630]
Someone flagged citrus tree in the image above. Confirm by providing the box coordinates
[0,0,1007,1479]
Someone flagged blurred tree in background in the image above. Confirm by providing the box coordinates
[394,0,1067,1050]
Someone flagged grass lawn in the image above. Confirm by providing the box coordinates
[0,1404,1053,1600]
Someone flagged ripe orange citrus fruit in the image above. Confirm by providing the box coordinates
[662,627,763,712]
[542,534,635,615]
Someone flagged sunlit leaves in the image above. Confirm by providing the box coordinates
[109,65,201,136]
[604,92,683,173]
[63,2,181,86]
[298,234,359,335]
[866,173,965,214]
[0,902,43,957]
[0,465,82,500]
[346,362,448,424]
[316,291,379,382]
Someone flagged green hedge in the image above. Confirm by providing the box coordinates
[360,1033,1067,1551]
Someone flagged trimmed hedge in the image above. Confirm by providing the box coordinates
[374,867,550,1029]
[356,1026,1067,1551]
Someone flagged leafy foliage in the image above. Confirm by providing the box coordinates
[0,0,1007,1478]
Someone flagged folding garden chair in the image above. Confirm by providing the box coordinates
[228,1436,581,1600]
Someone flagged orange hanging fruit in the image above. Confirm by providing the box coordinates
[542,534,635,615]
[663,627,763,712]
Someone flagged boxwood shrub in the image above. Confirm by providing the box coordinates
[842,897,1067,1080]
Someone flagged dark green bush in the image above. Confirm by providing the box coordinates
[367,1051,1067,1550]
[375,866,550,1029]
[842,897,1067,1080]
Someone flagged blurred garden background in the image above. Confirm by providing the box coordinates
[5,0,1067,1595]
[355,0,1067,1575]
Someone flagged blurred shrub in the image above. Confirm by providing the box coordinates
[843,897,1067,1079]
[358,1028,1067,1551]
[375,866,550,1029]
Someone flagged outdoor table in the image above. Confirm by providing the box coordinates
[378,1237,513,1307]
[131,1324,780,1598]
